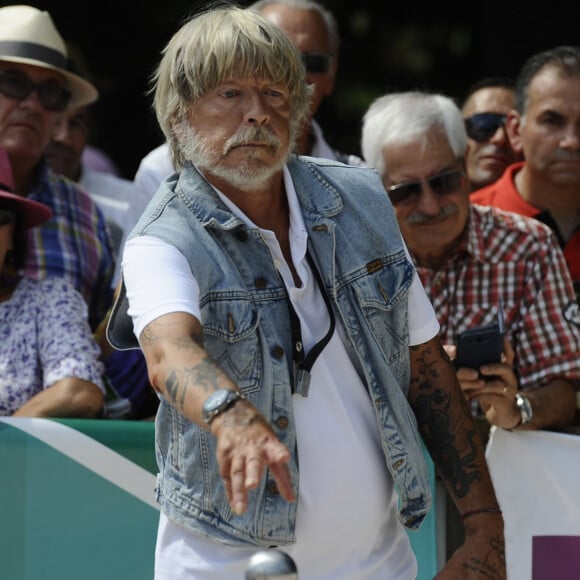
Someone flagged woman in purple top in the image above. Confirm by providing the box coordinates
[0,148,105,417]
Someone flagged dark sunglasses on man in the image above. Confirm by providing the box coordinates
[387,168,466,206]
[464,112,507,143]
[0,69,71,112]
[301,52,333,74]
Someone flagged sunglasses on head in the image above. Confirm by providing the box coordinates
[301,52,333,74]
[0,70,71,113]
[0,208,16,226]
[464,112,507,143]
[387,168,466,206]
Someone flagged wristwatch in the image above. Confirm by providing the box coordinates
[515,393,533,426]
[202,389,245,425]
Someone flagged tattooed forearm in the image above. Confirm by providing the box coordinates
[164,356,222,412]
[409,339,483,498]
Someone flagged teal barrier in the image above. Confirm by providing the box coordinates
[0,419,158,580]
[406,449,440,580]
[0,418,442,579]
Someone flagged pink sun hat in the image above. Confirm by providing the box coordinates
[0,147,52,228]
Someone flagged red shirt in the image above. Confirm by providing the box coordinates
[471,162,580,284]
[415,205,580,390]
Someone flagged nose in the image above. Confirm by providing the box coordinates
[489,124,510,145]
[559,125,580,150]
[244,91,270,125]
[416,183,444,215]
[19,87,45,112]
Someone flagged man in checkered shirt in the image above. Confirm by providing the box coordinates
[362,90,580,433]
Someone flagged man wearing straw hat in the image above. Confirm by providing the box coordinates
[0,5,115,330]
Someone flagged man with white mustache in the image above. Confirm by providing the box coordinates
[362,90,580,436]
[362,89,580,561]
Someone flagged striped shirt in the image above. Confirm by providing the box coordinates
[414,204,580,390]
[22,163,115,329]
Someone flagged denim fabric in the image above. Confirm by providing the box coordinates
[130,155,431,546]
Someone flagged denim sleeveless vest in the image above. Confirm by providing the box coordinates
[127,155,431,546]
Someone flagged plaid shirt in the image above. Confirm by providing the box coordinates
[414,204,580,390]
[471,162,580,303]
[22,163,115,329]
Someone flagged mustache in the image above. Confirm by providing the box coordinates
[406,203,459,224]
[223,127,281,153]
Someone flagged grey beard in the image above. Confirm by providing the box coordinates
[178,123,293,191]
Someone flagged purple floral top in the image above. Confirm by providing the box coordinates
[0,278,105,415]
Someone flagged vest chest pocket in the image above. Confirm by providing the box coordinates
[349,258,413,353]
[201,298,262,388]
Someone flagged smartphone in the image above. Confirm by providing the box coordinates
[454,302,505,371]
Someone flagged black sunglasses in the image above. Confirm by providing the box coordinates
[387,168,466,206]
[301,52,333,74]
[464,113,507,143]
[0,70,71,113]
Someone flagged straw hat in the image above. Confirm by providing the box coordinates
[0,5,97,107]
[0,147,52,228]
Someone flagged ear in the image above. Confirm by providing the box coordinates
[505,110,524,155]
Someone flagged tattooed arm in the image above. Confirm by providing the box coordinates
[139,311,294,514]
[408,336,506,580]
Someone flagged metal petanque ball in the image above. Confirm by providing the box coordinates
[245,549,298,579]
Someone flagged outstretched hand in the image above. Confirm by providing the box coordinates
[210,399,295,515]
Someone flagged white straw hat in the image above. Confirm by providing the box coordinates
[0,5,97,107]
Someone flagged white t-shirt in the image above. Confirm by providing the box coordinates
[123,168,439,579]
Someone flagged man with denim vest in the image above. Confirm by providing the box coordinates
[109,6,504,579]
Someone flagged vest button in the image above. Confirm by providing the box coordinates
[235,229,248,241]
[254,277,267,289]
[276,416,289,430]
[272,346,284,359]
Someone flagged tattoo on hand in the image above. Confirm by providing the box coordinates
[462,534,505,579]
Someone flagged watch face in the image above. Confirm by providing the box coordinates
[203,389,242,424]
[205,390,230,412]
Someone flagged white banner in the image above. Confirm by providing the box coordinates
[486,427,580,579]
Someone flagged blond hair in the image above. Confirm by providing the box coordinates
[153,5,312,170]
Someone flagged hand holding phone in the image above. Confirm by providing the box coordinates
[454,302,505,371]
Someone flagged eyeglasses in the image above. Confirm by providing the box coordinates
[301,52,333,74]
[0,70,71,113]
[464,113,507,143]
[0,208,16,226]
[387,168,466,205]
